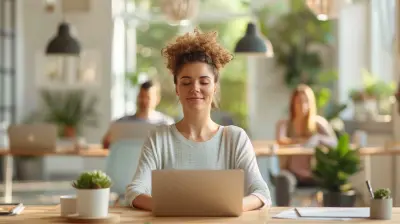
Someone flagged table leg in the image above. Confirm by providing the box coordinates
[392,155,397,206]
[3,155,13,203]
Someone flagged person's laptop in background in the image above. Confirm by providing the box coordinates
[152,170,244,217]
[109,122,156,142]
[7,124,57,153]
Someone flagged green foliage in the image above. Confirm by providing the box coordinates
[374,188,391,199]
[312,133,361,192]
[349,69,396,102]
[72,170,112,189]
[126,71,140,86]
[26,89,98,136]
[257,0,333,89]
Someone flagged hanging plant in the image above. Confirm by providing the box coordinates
[256,0,333,89]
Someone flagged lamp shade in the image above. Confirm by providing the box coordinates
[234,22,268,55]
[306,0,348,21]
[46,22,81,55]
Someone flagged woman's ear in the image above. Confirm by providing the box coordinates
[175,85,179,96]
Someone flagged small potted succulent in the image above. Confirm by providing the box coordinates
[370,188,392,220]
[72,170,112,218]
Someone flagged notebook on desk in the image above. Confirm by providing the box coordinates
[295,207,370,218]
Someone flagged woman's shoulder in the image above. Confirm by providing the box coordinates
[314,115,330,125]
[223,125,249,139]
[148,124,175,137]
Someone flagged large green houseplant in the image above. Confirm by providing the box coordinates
[312,133,361,207]
[257,0,333,89]
[28,89,99,137]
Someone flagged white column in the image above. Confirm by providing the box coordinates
[247,56,290,198]
[392,0,400,206]
[338,2,370,119]
[247,56,290,140]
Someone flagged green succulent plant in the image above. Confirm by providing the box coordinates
[374,188,391,199]
[312,133,362,192]
[72,170,112,189]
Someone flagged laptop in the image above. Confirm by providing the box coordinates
[109,122,156,142]
[7,124,58,152]
[152,170,244,217]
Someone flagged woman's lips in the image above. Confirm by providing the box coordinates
[187,97,204,102]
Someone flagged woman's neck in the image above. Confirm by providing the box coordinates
[292,115,307,123]
[176,110,219,141]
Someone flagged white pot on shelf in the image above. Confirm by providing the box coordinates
[76,188,110,218]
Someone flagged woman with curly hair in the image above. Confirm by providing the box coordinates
[126,29,271,211]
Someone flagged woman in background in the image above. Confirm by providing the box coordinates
[276,84,337,185]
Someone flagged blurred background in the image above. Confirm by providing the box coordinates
[0,0,398,207]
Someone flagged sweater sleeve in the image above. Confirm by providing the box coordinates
[125,131,158,207]
[234,128,272,208]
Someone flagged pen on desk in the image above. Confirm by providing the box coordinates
[366,180,374,199]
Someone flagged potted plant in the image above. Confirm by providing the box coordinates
[349,69,396,120]
[370,188,392,220]
[34,89,99,138]
[312,133,361,207]
[256,0,333,89]
[73,170,112,218]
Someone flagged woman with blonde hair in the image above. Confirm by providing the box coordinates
[276,84,337,185]
[126,29,271,211]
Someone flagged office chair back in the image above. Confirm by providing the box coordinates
[105,139,145,204]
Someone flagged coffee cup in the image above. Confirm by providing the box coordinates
[60,195,77,217]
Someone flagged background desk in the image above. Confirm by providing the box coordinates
[1,206,399,223]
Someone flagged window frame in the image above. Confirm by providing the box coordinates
[0,0,17,125]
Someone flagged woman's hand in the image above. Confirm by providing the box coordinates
[242,195,264,212]
[132,194,153,211]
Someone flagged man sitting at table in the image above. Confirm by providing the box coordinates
[102,80,174,148]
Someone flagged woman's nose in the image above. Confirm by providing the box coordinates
[190,82,201,92]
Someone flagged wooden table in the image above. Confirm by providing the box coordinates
[1,142,400,205]
[1,206,399,223]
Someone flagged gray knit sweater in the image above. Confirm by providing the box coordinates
[125,124,272,207]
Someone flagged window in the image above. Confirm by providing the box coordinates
[135,23,180,117]
[113,0,252,128]
[0,0,17,125]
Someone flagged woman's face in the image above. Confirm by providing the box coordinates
[175,62,216,111]
[294,92,309,116]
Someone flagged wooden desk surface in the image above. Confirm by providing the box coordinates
[1,141,400,157]
[2,206,399,223]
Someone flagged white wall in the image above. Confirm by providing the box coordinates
[17,0,112,176]
[18,0,112,142]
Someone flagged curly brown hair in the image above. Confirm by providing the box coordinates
[161,28,233,84]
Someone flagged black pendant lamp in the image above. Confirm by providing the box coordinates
[234,22,268,55]
[46,22,81,56]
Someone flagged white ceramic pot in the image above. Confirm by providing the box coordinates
[77,188,110,218]
[370,198,392,220]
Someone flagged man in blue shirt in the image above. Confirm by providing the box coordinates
[102,80,174,148]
